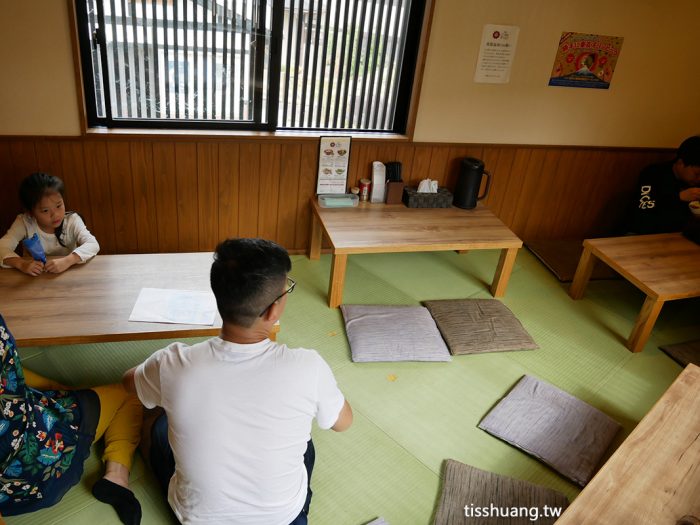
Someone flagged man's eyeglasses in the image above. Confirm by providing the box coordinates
[259,277,296,317]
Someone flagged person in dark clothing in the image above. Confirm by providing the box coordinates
[628,135,700,234]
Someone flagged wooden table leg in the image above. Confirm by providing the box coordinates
[490,247,519,297]
[627,295,664,353]
[309,212,322,260]
[569,246,596,299]
[328,254,348,308]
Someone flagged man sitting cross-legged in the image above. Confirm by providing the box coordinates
[123,238,353,525]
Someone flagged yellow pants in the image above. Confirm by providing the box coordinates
[23,369,142,470]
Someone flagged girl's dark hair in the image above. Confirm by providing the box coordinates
[19,172,65,210]
[19,172,69,247]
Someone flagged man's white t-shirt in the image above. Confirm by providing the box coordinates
[134,337,345,525]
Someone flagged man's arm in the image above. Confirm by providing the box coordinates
[331,399,353,432]
[122,367,138,394]
[680,187,700,202]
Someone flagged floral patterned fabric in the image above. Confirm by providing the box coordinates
[0,315,98,515]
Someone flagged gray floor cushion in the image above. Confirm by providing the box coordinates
[422,299,538,355]
[525,239,619,282]
[659,339,700,367]
[478,375,621,487]
[340,304,451,362]
[434,459,569,525]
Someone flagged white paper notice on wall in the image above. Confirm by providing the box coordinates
[474,25,520,84]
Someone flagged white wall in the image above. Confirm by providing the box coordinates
[414,0,700,147]
[1,0,699,147]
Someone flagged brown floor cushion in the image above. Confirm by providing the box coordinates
[422,299,538,355]
[478,375,621,487]
[434,459,569,525]
[659,339,700,367]
[525,239,619,282]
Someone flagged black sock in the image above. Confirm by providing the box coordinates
[92,478,142,525]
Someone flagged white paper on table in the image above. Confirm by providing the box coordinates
[129,288,217,326]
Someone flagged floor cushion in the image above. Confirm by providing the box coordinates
[434,459,569,525]
[478,375,621,487]
[422,299,538,355]
[659,339,700,367]
[340,304,451,362]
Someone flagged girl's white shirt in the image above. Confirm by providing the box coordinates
[0,213,100,268]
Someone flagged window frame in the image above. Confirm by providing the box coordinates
[71,0,433,137]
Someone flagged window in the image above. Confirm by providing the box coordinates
[75,0,426,133]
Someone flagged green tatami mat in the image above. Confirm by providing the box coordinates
[5,249,691,524]
[308,411,440,525]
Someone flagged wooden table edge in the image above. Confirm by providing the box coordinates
[555,363,700,523]
[15,323,281,347]
[332,241,522,255]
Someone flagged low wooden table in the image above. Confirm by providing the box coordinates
[308,200,523,308]
[0,253,279,346]
[569,233,700,352]
[555,364,700,524]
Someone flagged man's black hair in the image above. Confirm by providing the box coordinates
[210,238,292,328]
[677,135,700,167]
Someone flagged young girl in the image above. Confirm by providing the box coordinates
[0,172,99,276]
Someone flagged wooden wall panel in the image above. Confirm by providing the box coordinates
[59,142,93,230]
[394,144,415,188]
[6,141,38,224]
[277,144,301,248]
[258,143,281,241]
[107,142,139,253]
[510,148,545,236]
[238,143,260,238]
[35,141,63,180]
[499,148,532,228]
[295,142,318,250]
[196,143,219,251]
[218,143,240,241]
[410,146,433,187]
[152,142,179,252]
[483,147,515,217]
[427,146,450,188]
[82,141,116,253]
[175,143,199,251]
[130,142,159,252]
[519,149,562,240]
[0,137,675,255]
[0,142,17,230]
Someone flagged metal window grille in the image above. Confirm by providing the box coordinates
[78,0,418,132]
[279,0,411,131]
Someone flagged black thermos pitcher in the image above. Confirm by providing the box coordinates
[453,157,491,209]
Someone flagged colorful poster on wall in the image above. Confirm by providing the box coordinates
[548,32,624,89]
